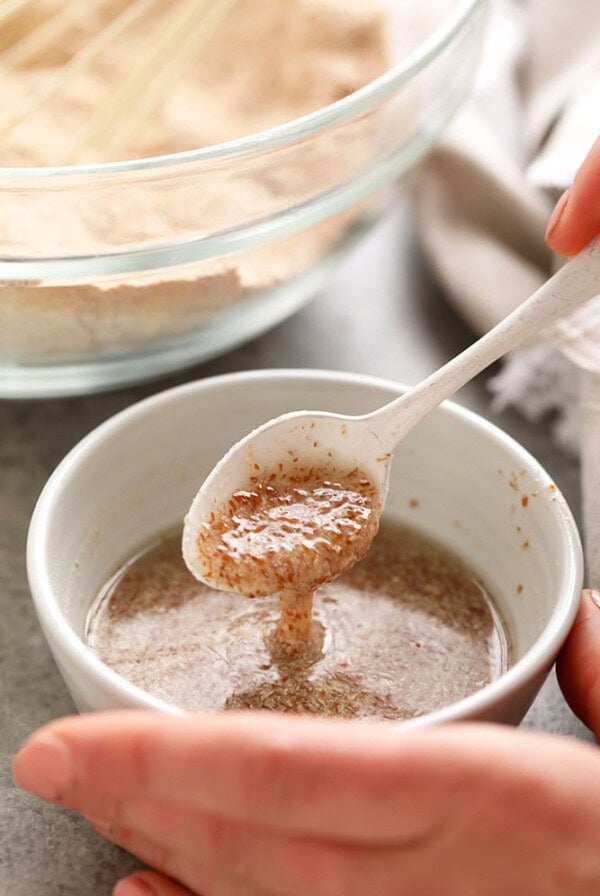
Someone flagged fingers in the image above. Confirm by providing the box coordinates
[13,711,600,844]
[557,589,600,737]
[545,135,600,256]
[15,716,600,896]
[90,818,206,895]
[114,871,195,896]
[88,796,378,896]
[12,710,499,843]
[92,797,282,886]
[91,791,437,896]
[83,748,600,896]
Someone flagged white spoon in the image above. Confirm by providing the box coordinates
[184,237,600,583]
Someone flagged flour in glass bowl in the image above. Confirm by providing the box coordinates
[0,0,389,360]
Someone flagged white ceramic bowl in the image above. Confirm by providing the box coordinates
[27,370,583,726]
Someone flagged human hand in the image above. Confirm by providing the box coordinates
[558,589,600,735]
[545,135,600,256]
[546,132,600,729]
[12,710,600,896]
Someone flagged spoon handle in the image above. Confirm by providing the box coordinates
[372,236,600,450]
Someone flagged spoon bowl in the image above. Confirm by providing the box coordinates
[182,410,392,584]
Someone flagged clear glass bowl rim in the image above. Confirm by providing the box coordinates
[0,0,484,181]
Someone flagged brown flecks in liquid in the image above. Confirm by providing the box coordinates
[521,540,530,550]
[195,466,379,599]
[521,495,529,508]
[409,498,419,509]
[548,484,557,492]
[376,453,391,463]
[517,584,523,594]
[86,522,509,721]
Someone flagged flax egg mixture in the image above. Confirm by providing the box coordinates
[87,506,509,720]
[194,466,380,598]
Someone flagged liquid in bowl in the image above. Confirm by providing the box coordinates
[86,518,510,720]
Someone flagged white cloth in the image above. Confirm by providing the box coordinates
[413,0,600,585]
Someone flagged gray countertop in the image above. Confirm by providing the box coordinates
[1,203,593,894]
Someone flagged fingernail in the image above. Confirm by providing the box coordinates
[12,733,72,801]
[114,878,155,896]
[589,590,600,610]
[546,189,570,240]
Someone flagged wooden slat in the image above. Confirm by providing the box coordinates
[0,0,162,142]
[101,0,240,160]
[0,0,35,29]
[3,0,110,67]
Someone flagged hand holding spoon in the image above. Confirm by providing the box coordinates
[184,237,600,594]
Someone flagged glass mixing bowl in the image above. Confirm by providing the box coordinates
[0,0,487,398]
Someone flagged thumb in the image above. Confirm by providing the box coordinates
[557,589,600,737]
[545,135,600,257]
